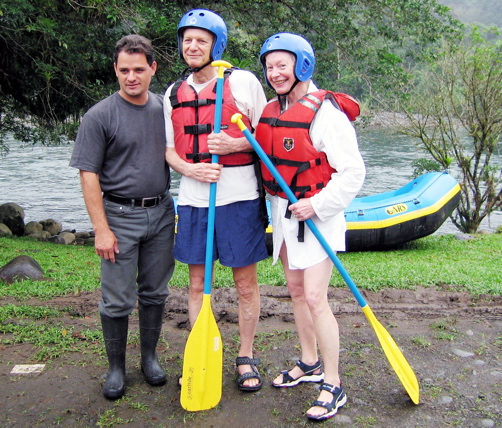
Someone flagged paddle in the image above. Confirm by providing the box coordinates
[180,60,232,412]
[231,113,420,405]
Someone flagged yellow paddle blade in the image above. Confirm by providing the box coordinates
[181,295,223,411]
[361,305,420,404]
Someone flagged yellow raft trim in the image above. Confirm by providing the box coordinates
[346,183,461,231]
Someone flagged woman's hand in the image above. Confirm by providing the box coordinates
[288,198,315,221]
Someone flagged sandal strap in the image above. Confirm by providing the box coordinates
[311,399,334,412]
[296,359,321,376]
[236,356,260,367]
[279,369,296,384]
[237,369,260,383]
[319,382,338,393]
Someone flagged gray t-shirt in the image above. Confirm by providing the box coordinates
[70,92,170,198]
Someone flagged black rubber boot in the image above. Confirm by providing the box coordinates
[138,303,167,386]
[100,313,128,400]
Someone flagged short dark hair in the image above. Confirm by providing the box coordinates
[114,35,155,66]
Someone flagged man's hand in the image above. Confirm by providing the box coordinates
[189,162,222,183]
[166,146,222,183]
[94,228,120,263]
[79,170,120,263]
[207,130,235,155]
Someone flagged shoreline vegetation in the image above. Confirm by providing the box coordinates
[1,231,501,299]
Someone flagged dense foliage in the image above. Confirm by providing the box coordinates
[0,0,182,146]
[1,0,461,147]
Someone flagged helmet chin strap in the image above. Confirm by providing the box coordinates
[189,60,212,73]
[277,78,300,111]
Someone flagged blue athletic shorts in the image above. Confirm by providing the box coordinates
[174,199,268,267]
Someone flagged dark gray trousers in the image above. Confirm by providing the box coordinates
[99,193,175,317]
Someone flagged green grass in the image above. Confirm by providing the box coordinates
[338,234,502,295]
[1,233,501,301]
[0,236,101,299]
[0,303,103,361]
[174,233,502,295]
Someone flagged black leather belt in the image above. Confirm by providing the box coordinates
[104,193,163,208]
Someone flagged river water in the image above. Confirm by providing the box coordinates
[1,128,500,234]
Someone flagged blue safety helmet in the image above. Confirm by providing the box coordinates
[259,33,315,88]
[177,9,228,62]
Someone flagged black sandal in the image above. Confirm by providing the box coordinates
[306,382,347,421]
[236,356,263,392]
[273,359,324,388]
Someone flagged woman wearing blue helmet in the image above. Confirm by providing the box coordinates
[256,33,366,421]
[164,9,269,393]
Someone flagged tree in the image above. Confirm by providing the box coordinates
[217,0,461,98]
[1,0,462,148]
[392,27,502,233]
[0,0,181,148]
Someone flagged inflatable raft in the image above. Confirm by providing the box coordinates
[343,171,461,251]
[175,171,460,253]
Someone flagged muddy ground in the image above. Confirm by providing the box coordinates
[1,285,501,427]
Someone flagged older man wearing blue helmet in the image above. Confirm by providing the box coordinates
[256,33,366,421]
[164,9,268,392]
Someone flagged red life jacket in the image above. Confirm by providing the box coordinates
[255,90,340,200]
[170,70,255,166]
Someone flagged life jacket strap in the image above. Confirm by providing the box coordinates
[184,124,212,135]
[259,117,311,129]
[187,152,212,163]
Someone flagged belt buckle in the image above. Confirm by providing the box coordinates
[141,197,157,208]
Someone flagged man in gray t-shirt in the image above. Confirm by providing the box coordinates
[70,35,175,400]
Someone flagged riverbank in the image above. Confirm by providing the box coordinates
[2,127,501,235]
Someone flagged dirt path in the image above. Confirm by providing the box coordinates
[1,286,501,427]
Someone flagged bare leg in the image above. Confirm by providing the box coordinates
[187,264,206,327]
[233,263,261,388]
[302,257,342,418]
[273,244,321,385]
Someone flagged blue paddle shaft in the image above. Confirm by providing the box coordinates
[203,66,226,296]
[204,179,217,296]
[239,126,367,308]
